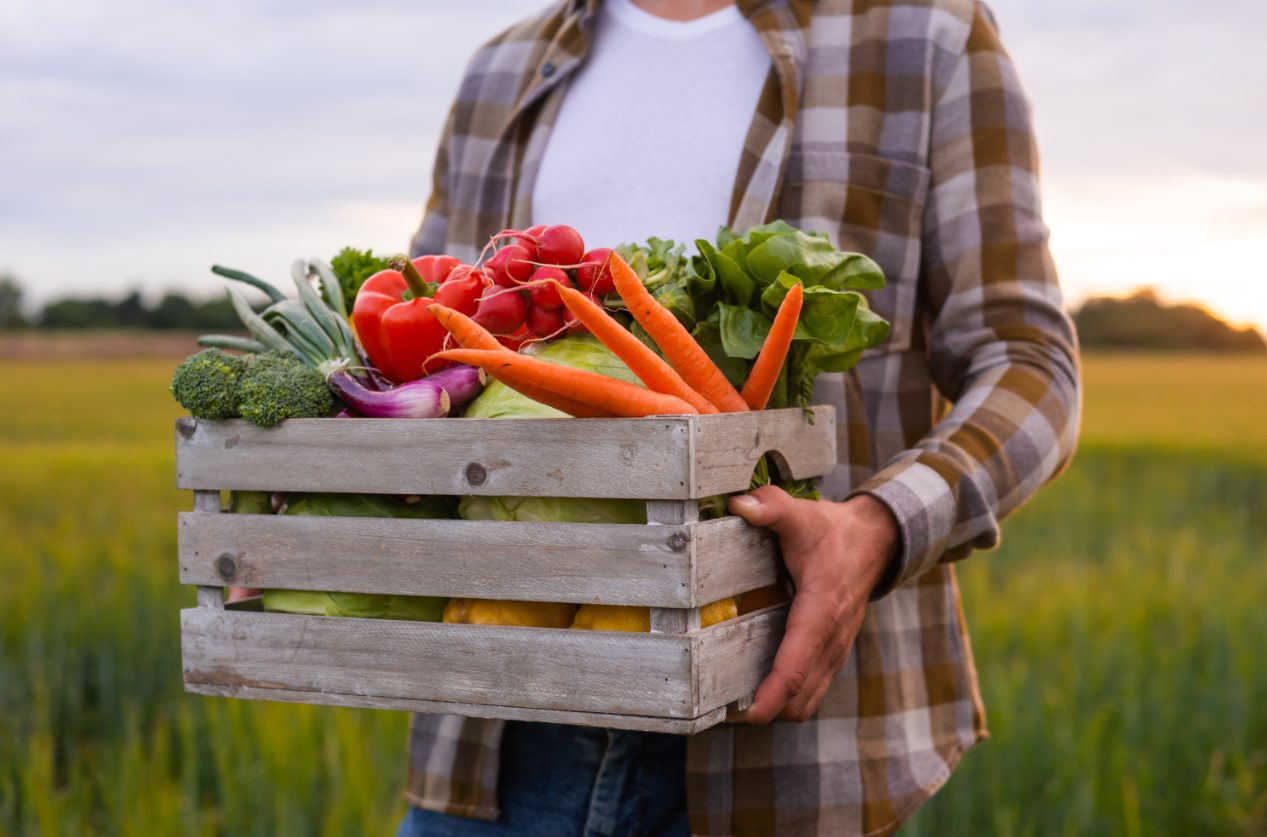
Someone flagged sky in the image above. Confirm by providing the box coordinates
[3,0,1265,333]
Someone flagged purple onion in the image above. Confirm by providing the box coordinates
[420,364,485,412]
[326,370,451,418]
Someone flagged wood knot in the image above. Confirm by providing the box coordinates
[667,531,690,552]
[215,553,237,580]
[464,462,488,486]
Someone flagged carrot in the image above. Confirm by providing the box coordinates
[426,303,501,351]
[550,282,718,415]
[607,253,749,412]
[430,348,700,418]
[427,303,613,416]
[740,282,803,410]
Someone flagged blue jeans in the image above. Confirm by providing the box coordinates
[397,721,688,837]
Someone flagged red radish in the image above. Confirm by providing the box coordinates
[498,325,532,351]
[576,248,616,295]
[511,224,547,251]
[434,265,486,316]
[528,266,568,310]
[528,304,566,337]
[471,286,528,335]
[486,244,535,288]
[536,225,585,266]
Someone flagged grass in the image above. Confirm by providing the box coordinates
[1,352,1265,834]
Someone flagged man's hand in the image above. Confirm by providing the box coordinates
[726,486,899,724]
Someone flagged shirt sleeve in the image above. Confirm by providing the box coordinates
[854,1,1082,597]
[409,102,457,258]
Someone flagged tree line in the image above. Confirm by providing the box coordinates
[0,275,242,331]
[1,275,1263,351]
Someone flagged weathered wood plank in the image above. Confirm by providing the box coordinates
[178,513,697,606]
[174,408,835,500]
[693,605,788,711]
[176,417,695,499]
[692,517,780,604]
[650,607,702,634]
[196,587,224,610]
[186,683,729,735]
[193,490,222,513]
[692,405,836,497]
[181,609,698,717]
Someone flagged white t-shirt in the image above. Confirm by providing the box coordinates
[531,0,771,250]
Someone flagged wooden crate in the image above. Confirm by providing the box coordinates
[176,406,835,733]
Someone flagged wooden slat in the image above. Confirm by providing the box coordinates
[692,517,780,604]
[693,405,836,497]
[176,416,695,499]
[693,605,788,711]
[175,408,836,500]
[185,683,728,735]
[178,513,697,606]
[181,609,698,717]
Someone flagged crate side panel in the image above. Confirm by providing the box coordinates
[181,609,696,717]
[692,518,781,604]
[692,406,836,496]
[186,683,728,734]
[175,417,693,499]
[179,513,695,607]
[694,606,788,711]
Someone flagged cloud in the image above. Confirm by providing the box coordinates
[2,0,1264,334]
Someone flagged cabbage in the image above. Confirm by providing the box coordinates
[460,336,647,525]
[260,491,452,621]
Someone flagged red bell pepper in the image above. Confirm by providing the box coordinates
[353,254,479,383]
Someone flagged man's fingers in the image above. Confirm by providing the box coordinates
[726,485,802,536]
[780,669,835,723]
[736,593,835,724]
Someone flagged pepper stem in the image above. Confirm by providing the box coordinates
[388,254,432,298]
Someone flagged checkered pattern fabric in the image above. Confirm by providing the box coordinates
[406,1,1080,833]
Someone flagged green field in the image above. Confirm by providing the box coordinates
[2,353,1265,835]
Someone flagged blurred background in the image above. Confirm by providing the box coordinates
[2,0,1263,834]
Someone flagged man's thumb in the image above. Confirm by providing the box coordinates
[726,485,794,530]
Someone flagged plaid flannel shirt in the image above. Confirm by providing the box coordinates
[406,0,1081,833]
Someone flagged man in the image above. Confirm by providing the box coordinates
[400,0,1080,833]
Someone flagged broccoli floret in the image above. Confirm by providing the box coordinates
[170,348,246,419]
[238,353,337,427]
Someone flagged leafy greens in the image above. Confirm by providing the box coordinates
[615,221,891,408]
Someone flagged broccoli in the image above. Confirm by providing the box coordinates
[170,348,246,419]
[237,352,337,427]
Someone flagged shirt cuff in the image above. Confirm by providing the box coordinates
[849,456,958,599]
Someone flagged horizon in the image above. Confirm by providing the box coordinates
[3,0,1265,332]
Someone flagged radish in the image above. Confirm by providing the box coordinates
[486,244,534,288]
[434,265,486,316]
[471,286,528,335]
[528,266,568,310]
[509,224,547,252]
[528,304,565,337]
[576,248,616,295]
[536,225,585,267]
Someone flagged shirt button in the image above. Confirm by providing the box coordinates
[541,62,557,78]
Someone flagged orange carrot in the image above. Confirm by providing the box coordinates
[427,303,501,351]
[551,282,718,415]
[607,253,749,412]
[427,303,612,416]
[740,282,803,410]
[431,348,699,418]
